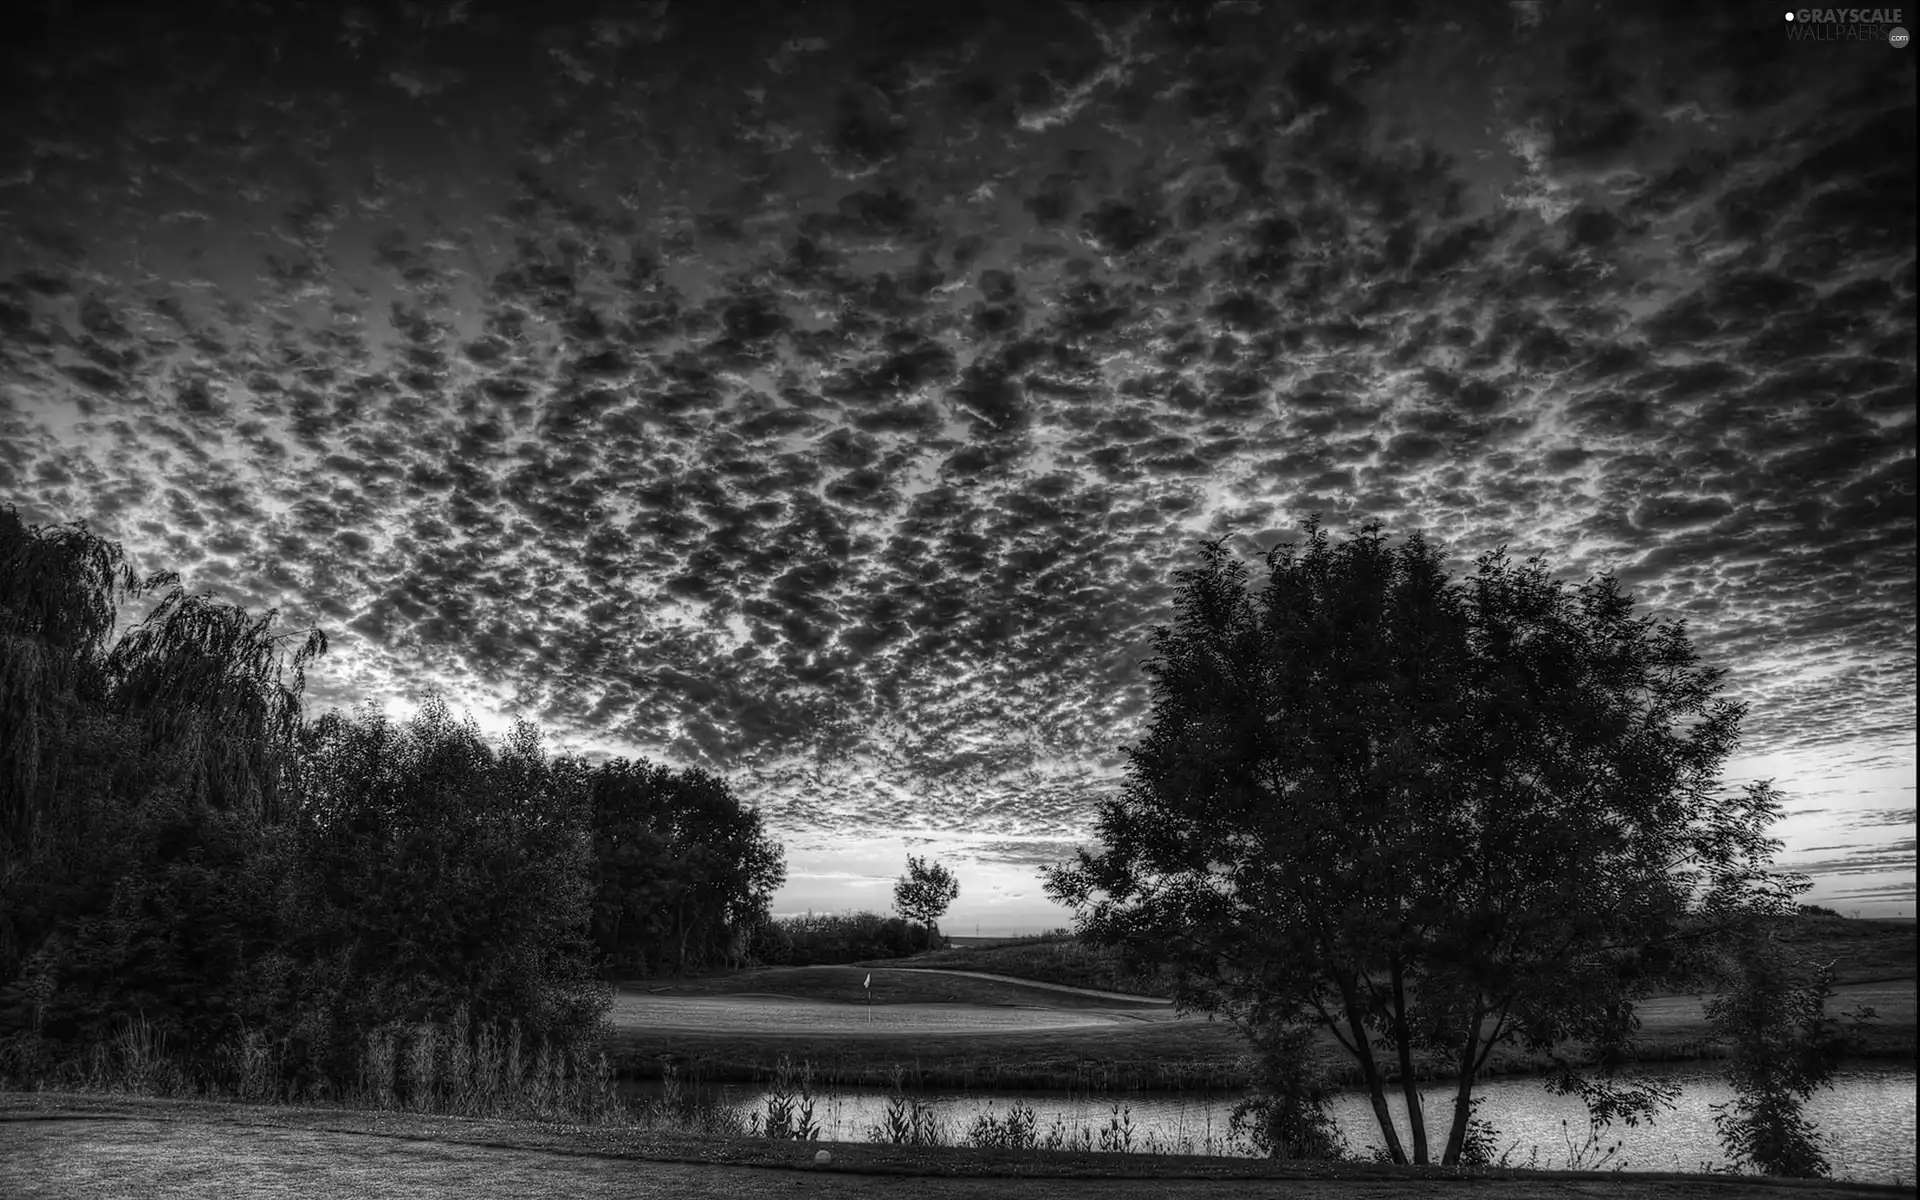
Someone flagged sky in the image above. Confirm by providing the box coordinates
[0,1,1912,931]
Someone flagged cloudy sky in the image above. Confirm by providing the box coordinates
[1,1,1912,929]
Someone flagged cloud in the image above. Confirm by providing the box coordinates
[0,2,1911,914]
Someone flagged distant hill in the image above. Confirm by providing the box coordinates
[909,915,1914,996]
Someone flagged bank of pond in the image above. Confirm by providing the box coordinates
[615,1062,1918,1186]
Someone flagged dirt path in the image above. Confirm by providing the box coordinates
[2,1112,1908,1200]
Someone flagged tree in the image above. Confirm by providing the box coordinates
[894,855,960,951]
[1045,519,1805,1167]
[1705,919,1875,1177]
[0,506,325,1069]
[587,759,785,976]
[285,695,610,1071]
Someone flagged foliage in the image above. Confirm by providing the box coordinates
[1705,919,1877,1177]
[756,1053,820,1141]
[750,910,920,966]
[0,506,785,1105]
[894,855,961,951]
[967,1099,1039,1149]
[0,505,329,1078]
[871,1064,945,1145]
[1227,1023,1347,1161]
[0,507,321,992]
[1045,518,1801,1166]
[588,759,785,976]
[283,697,611,1080]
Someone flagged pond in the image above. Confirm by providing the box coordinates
[621,1062,1917,1185]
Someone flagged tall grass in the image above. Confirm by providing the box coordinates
[870,1064,945,1146]
[0,1009,632,1126]
[752,1053,821,1140]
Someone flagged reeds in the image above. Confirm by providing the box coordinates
[870,1064,945,1146]
[3,1010,641,1127]
[754,1053,821,1140]
[966,1099,1039,1149]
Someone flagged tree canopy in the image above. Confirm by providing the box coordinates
[0,505,789,1101]
[894,855,960,950]
[588,758,786,976]
[1045,519,1814,1167]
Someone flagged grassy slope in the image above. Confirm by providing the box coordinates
[1772,916,1919,984]
[878,938,1173,998]
[3,1094,1910,1198]
[896,917,1917,993]
[632,965,1168,1009]
[606,919,1917,1090]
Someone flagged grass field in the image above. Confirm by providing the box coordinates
[605,961,1917,1092]
[632,965,1169,1009]
[879,938,1172,998]
[609,915,1916,1090]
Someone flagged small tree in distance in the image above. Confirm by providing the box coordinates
[894,855,960,951]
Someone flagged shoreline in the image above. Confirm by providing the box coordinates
[2,1091,1912,1197]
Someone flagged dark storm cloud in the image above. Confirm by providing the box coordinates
[0,0,1911,900]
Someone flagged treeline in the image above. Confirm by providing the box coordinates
[750,911,924,966]
[0,506,783,1102]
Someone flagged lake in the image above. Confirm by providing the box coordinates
[622,1062,1917,1185]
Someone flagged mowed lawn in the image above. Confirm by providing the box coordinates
[607,967,1244,1090]
[604,965,1918,1092]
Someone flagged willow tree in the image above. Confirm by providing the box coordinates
[1045,519,1804,1167]
[0,504,324,991]
[106,589,326,825]
[0,505,166,852]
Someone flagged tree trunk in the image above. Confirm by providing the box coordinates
[1440,1003,1488,1166]
[1391,956,1428,1164]
[1335,969,1407,1164]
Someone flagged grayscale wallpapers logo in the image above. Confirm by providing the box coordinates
[1784,8,1910,43]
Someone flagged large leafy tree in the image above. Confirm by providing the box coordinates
[1,506,324,1055]
[1045,519,1804,1166]
[588,760,785,976]
[285,697,609,1064]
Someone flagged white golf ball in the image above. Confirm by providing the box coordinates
[814,1149,832,1165]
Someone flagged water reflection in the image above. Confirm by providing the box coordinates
[621,1063,1916,1185]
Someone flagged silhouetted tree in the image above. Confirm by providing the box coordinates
[1705,919,1875,1178]
[588,760,785,976]
[0,506,154,854]
[285,697,608,1071]
[0,506,324,1065]
[894,855,960,951]
[1046,519,1807,1167]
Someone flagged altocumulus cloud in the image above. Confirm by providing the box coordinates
[0,0,1911,917]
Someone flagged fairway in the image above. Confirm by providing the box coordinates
[604,968,1918,1093]
[609,992,1172,1035]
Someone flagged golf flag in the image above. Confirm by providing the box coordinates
[863,973,871,989]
